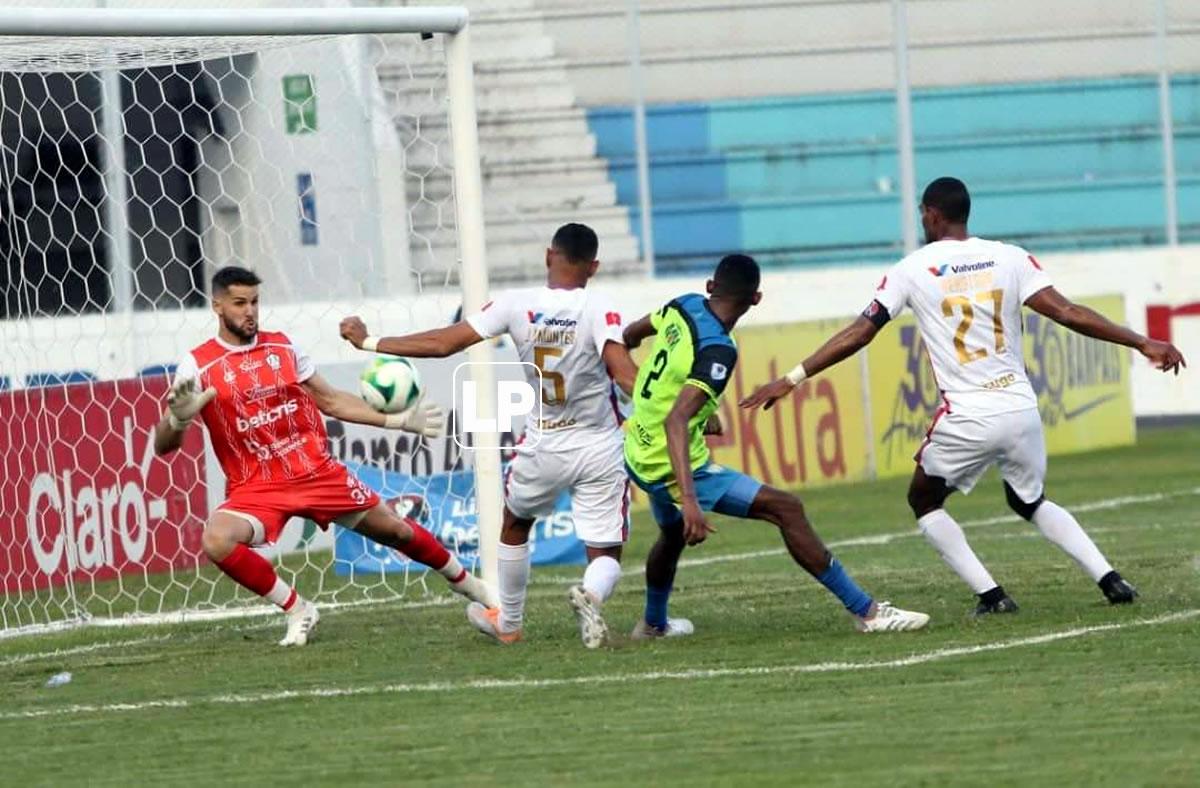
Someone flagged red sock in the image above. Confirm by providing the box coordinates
[398,520,461,579]
[215,543,298,611]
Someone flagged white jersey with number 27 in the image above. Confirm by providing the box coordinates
[467,285,625,453]
[871,237,1053,417]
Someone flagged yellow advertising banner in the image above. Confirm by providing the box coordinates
[867,294,1135,478]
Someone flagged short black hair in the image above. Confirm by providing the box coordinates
[711,254,760,300]
[922,177,971,223]
[212,266,262,295]
[551,223,599,264]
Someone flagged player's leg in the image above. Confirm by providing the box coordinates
[999,411,1136,604]
[566,444,630,647]
[912,412,1016,615]
[908,465,1015,615]
[743,483,928,632]
[468,506,535,643]
[350,504,497,607]
[633,500,693,639]
[468,451,558,642]
[202,507,317,646]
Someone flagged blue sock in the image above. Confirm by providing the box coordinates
[816,558,873,617]
[644,585,672,630]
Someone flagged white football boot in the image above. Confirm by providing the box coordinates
[279,600,320,647]
[855,601,930,633]
[630,617,695,640]
[567,585,610,649]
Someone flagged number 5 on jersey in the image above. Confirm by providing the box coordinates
[942,289,1005,364]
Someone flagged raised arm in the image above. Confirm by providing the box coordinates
[153,377,215,456]
[340,316,483,359]
[623,313,656,350]
[740,315,881,411]
[665,385,716,545]
[1025,287,1185,374]
[301,372,444,437]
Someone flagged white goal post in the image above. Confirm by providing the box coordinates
[0,6,503,636]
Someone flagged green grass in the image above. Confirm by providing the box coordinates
[3,427,1200,786]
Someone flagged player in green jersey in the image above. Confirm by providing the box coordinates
[623,254,930,637]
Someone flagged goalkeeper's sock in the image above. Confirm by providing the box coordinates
[582,555,621,602]
[498,541,530,633]
[215,543,299,611]
[397,520,464,581]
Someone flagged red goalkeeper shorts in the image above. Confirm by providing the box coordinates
[217,462,380,544]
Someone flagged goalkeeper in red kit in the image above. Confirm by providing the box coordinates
[154,266,497,646]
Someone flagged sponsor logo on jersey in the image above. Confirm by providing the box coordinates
[245,383,279,403]
[236,399,299,432]
[238,357,263,373]
[928,260,995,277]
[526,311,577,328]
[605,311,622,326]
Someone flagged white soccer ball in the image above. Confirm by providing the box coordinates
[360,357,422,414]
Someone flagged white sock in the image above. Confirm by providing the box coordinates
[266,577,299,611]
[497,541,530,633]
[1031,500,1113,582]
[438,554,466,582]
[581,555,621,602]
[918,509,998,594]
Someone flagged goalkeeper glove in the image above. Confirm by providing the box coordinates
[166,378,217,430]
[384,395,445,438]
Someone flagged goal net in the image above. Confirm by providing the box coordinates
[0,7,505,636]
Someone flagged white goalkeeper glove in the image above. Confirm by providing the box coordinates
[166,378,217,430]
[384,395,445,438]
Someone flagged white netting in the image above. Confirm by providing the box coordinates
[0,27,491,635]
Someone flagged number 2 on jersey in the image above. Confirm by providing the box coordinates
[640,349,668,399]
[942,289,1005,364]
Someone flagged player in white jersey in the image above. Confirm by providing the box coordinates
[741,177,1185,615]
[340,223,641,647]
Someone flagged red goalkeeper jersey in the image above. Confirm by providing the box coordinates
[173,331,334,491]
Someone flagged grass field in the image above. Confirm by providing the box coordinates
[3,426,1199,786]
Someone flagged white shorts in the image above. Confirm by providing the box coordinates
[504,437,630,547]
[916,407,1046,502]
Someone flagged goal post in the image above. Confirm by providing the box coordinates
[0,6,503,636]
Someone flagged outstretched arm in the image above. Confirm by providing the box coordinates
[740,315,881,410]
[1025,287,1185,374]
[340,316,483,359]
[301,372,444,437]
[665,385,716,546]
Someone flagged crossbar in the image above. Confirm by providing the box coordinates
[0,7,468,37]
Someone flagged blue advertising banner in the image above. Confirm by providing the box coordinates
[334,461,585,575]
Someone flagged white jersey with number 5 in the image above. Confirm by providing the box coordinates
[467,286,625,453]
[871,237,1053,417]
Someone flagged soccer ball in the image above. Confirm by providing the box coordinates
[360,357,422,414]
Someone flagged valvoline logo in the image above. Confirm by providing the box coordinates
[928,260,995,277]
[527,311,577,328]
[527,311,543,323]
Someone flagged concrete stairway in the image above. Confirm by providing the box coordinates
[372,0,644,284]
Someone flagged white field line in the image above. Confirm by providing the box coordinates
[0,635,174,668]
[675,486,1200,570]
[4,608,1198,722]
[4,487,1197,661]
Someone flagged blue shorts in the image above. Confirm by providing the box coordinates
[627,462,764,529]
